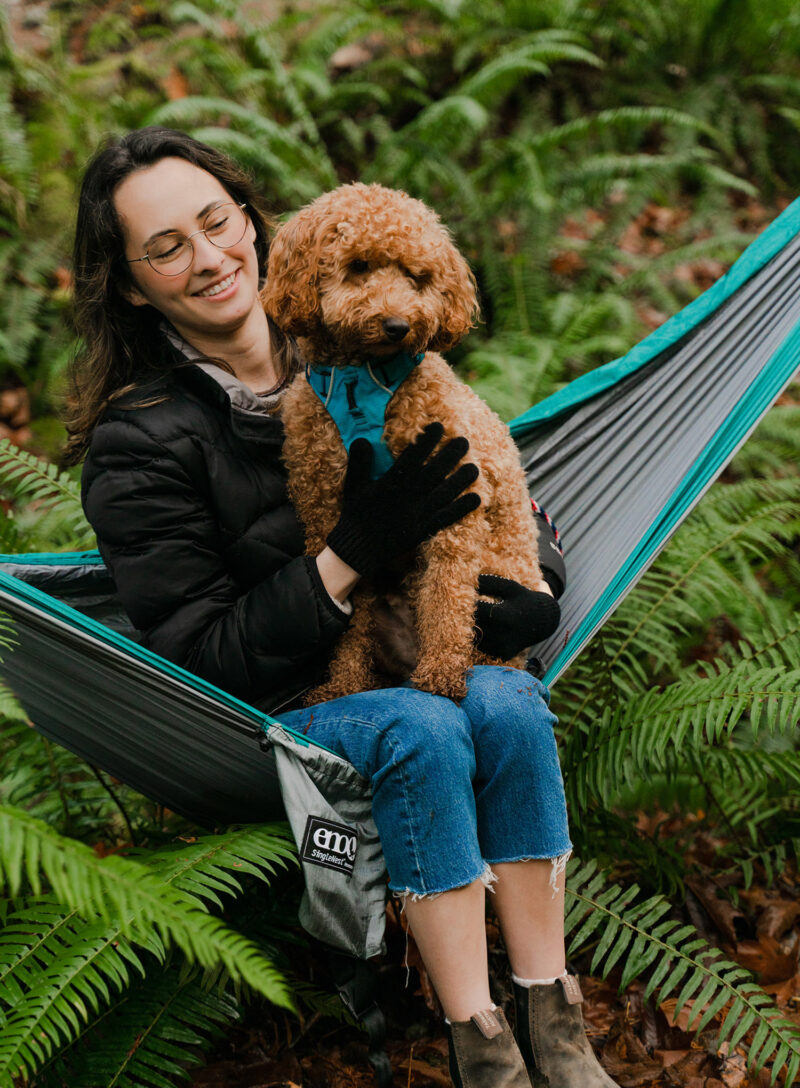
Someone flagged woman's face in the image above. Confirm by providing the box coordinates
[114,156,260,340]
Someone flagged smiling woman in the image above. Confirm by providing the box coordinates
[115,158,273,389]
[65,127,606,1088]
[64,128,298,465]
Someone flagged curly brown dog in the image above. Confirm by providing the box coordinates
[261,182,549,702]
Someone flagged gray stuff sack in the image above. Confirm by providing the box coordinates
[265,724,387,959]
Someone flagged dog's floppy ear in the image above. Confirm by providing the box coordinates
[427,237,480,353]
[260,203,335,337]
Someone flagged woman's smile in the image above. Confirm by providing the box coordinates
[193,268,240,299]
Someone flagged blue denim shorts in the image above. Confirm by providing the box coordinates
[278,665,572,898]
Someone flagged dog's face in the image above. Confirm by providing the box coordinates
[261,183,478,363]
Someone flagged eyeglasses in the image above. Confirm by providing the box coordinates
[126,202,249,276]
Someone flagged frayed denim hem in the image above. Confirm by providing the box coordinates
[391,861,498,907]
[483,847,574,898]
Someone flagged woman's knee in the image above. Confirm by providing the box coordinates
[369,688,476,789]
[461,665,559,758]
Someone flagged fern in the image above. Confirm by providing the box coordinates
[566,859,800,1085]
[0,814,298,1085]
[0,440,93,551]
[35,963,239,1088]
[0,806,293,999]
[565,659,800,809]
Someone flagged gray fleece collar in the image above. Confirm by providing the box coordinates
[160,321,285,416]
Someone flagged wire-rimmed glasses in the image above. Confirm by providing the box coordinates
[126,202,249,276]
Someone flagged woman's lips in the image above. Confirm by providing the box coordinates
[193,268,240,300]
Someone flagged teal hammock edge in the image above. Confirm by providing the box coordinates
[0,565,330,753]
[508,194,800,439]
[541,308,800,687]
[0,550,102,565]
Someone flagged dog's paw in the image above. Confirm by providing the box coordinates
[410,664,468,702]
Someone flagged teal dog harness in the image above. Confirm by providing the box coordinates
[306,351,425,477]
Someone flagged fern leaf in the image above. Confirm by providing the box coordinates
[0,806,292,1004]
[34,963,238,1088]
[566,861,800,1079]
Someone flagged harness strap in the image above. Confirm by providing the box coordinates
[306,351,424,478]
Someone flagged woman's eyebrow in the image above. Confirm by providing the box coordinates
[141,200,225,248]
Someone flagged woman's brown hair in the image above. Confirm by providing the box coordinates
[64,125,297,465]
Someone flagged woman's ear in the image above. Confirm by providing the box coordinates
[119,279,150,308]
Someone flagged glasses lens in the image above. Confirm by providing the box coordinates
[149,235,193,276]
[203,203,247,249]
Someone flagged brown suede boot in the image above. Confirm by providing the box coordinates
[447,1006,531,1087]
[513,975,620,1087]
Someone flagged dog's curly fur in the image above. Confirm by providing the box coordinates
[262,182,547,702]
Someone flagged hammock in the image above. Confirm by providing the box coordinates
[1,197,800,968]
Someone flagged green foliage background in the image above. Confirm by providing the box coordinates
[0,0,799,1084]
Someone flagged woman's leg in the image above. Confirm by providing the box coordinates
[457,665,572,979]
[458,666,620,1086]
[401,877,492,1019]
[490,860,566,979]
[279,686,493,1019]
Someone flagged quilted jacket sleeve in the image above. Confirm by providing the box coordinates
[81,415,350,703]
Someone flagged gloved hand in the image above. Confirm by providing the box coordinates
[474,574,561,660]
[326,422,481,578]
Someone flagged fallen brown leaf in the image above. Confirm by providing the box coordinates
[756,900,800,941]
[729,934,798,984]
[660,997,722,1034]
[655,1048,692,1067]
[718,1050,749,1088]
[686,876,747,943]
[396,1055,450,1086]
[763,972,800,1007]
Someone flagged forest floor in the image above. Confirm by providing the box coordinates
[184,821,800,1088]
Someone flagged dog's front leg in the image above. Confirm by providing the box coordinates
[410,513,489,701]
[305,586,380,704]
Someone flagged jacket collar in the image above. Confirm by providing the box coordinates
[161,327,286,447]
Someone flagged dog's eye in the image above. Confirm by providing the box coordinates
[404,268,430,289]
[349,259,369,274]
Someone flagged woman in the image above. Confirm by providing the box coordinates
[68,126,618,1088]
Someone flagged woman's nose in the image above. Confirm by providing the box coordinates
[190,232,225,272]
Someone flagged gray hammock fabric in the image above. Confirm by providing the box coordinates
[1,196,799,959]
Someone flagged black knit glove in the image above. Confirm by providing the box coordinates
[327,422,481,578]
[474,574,561,659]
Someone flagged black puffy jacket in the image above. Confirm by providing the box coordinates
[81,345,351,714]
[82,338,566,713]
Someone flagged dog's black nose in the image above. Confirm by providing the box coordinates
[383,316,410,342]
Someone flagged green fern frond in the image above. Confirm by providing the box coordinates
[143,824,298,909]
[0,812,297,1085]
[0,806,292,1004]
[565,659,800,808]
[530,106,723,152]
[0,683,23,721]
[566,859,800,1084]
[561,477,800,726]
[35,963,238,1088]
[0,896,157,1086]
[168,1,228,37]
[0,440,93,550]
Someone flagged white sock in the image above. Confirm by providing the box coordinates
[512,970,567,987]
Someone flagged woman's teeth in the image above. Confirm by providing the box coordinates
[196,271,236,297]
